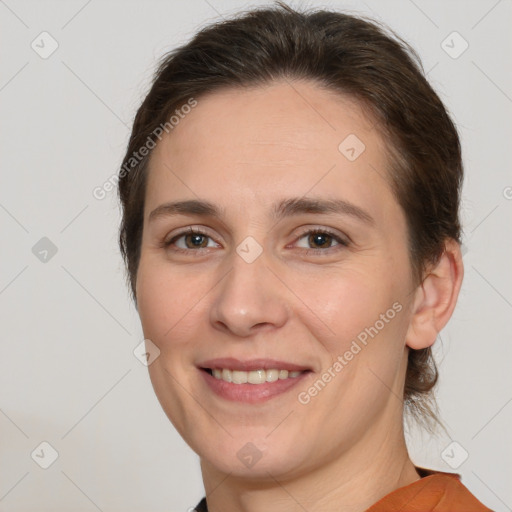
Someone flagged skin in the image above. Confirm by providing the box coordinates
[135,79,464,512]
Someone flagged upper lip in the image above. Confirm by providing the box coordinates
[198,357,312,372]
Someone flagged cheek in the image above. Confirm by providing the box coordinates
[136,258,198,344]
[136,257,233,365]
[291,263,405,350]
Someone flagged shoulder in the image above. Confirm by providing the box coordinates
[192,469,494,512]
[366,467,494,512]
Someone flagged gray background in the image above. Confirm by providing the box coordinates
[1,0,511,510]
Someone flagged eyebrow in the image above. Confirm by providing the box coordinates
[148,196,374,226]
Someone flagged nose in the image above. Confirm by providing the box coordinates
[209,248,289,338]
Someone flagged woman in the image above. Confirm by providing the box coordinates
[117,3,493,511]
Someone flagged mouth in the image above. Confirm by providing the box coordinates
[197,358,313,403]
[203,367,307,384]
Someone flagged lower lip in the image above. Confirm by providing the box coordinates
[199,369,311,404]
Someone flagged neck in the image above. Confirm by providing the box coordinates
[199,415,420,512]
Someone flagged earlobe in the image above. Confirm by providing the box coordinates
[406,239,464,350]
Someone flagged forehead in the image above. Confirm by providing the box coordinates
[144,79,398,224]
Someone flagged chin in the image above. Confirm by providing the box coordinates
[195,429,311,480]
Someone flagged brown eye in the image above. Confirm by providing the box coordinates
[183,233,209,249]
[164,228,217,251]
[308,232,334,249]
[295,229,348,252]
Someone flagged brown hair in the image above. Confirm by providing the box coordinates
[117,2,463,430]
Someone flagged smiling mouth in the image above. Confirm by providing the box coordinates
[202,368,310,384]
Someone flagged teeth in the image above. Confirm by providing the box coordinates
[248,369,265,384]
[266,369,279,382]
[232,370,248,384]
[210,368,304,384]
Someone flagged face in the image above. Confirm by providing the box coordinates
[136,79,418,480]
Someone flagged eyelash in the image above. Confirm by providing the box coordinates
[161,227,349,256]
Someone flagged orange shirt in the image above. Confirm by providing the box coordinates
[193,466,493,512]
[367,466,493,511]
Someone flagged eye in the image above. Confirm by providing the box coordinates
[163,227,218,252]
[161,227,349,255]
[294,228,349,253]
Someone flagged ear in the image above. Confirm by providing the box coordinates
[406,239,464,350]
